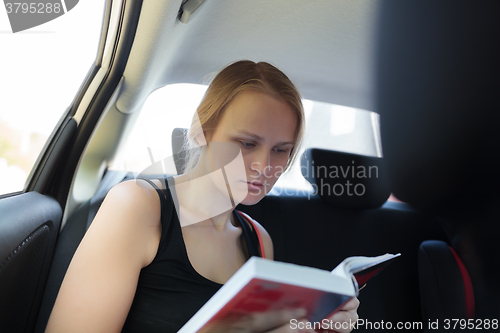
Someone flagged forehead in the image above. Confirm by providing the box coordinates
[215,90,297,143]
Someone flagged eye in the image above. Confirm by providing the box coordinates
[274,147,292,154]
[240,141,255,148]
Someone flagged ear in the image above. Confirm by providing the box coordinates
[196,131,207,146]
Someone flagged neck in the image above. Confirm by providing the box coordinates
[172,147,236,231]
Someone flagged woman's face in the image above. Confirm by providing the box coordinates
[207,90,298,205]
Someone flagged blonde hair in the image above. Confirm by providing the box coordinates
[183,60,305,173]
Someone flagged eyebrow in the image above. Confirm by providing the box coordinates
[234,130,295,146]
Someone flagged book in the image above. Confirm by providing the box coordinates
[178,253,401,333]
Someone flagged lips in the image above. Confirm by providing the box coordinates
[246,181,264,191]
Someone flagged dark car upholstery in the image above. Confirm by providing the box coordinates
[419,240,475,322]
[376,0,500,323]
[0,193,61,333]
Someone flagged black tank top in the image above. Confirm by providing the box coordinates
[121,177,262,332]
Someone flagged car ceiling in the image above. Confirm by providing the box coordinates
[63,0,379,219]
[115,0,379,115]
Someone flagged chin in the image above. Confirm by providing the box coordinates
[231,180,275,206]
[237,189,269,206]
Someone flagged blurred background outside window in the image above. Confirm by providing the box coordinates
[0,1,105,195]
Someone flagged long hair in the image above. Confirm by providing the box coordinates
[183,60,305,173]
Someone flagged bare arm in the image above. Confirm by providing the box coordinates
[45,180,162,333]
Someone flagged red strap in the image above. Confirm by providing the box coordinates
[449,246,475,319]
[238,211,266,259]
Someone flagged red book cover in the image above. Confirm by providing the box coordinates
[179,254,400,333]
[203,278,352,331]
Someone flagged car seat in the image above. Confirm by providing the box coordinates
[375,0,500,323]
[419,240,475,323]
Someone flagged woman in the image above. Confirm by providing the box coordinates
[46,60,359,332]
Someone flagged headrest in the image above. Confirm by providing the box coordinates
[301,148,390,209]
[375,0,500,219]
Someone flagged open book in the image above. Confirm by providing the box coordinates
[178,253,400,333]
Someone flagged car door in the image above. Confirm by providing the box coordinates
[0,1,143,331]
[0,146,65,333]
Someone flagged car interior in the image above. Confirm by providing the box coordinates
[0,0,499,332]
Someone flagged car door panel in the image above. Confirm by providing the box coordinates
[0,192,61,333]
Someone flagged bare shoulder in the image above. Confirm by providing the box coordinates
[45,179,164,332]
[105,179,161,221]
[240,212,274,260]
[90,179,163,265]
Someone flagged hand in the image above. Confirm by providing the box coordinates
[267,319,316,333]
[271,298,360,333]
[200,308,314,333]
[264,308,314,333]
[200,297,359,333]
[316,297,360,333]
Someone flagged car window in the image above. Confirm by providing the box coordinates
[0,1,105,196]
[112,84,209,175]
[112,83,382,193]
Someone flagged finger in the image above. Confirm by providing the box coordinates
[338,297,360,311]
[244,308,307,332]
[269,319,316,333]
[329,309,358,323]
[323,312,358,333]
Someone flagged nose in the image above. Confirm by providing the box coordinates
[250,149,271,178]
